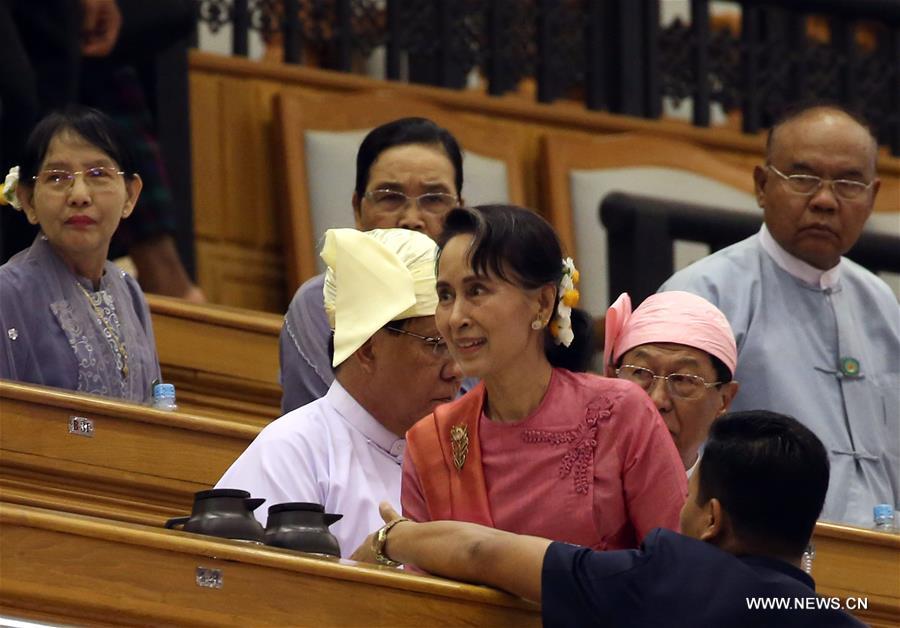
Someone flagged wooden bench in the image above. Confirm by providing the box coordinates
[0,380,258,526]
[0,502,541,627]
[148,294,283,426]
[1,380,897,625]
[811,522,900,628]
[0,502,895,627]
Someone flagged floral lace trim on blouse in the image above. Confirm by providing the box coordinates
[50,289,127,398]
[521,398,614,494]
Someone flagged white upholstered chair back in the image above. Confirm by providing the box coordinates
[542,133,758,316]
[569,167,757,314]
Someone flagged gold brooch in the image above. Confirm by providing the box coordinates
[450,424,469,471]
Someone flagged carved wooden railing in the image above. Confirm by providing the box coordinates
[194,0,900,154]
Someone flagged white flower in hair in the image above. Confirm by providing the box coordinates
[557,325,575,347]
[1,166,21,209]
[550,257,580,348]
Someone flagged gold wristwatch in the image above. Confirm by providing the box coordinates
[372,517,409,567]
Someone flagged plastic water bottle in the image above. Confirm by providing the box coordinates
[873,504,895,532]
[152,383,178,411]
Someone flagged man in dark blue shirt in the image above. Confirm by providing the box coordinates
[361,410,865,627]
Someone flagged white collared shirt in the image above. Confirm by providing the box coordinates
[758,224,841,290]
[216,380,404,557]
[685,453,701,480]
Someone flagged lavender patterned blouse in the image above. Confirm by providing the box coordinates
[0,235,161,402]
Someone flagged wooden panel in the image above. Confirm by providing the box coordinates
[0,503,540,627]
[0,381,258,525]
[148,294,282,425]
[219,80,279,248]
[172,386,280,427]
[274,90,528,291]
[188,72,226,241]
[194,239,286,312]
[147,295,282,394]
[150,295,281,380]
[541,131,756,256]
[812,522,900,628]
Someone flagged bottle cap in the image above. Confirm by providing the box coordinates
[153,383,176,399]
[874,504,894,519]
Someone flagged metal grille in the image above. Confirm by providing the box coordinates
[193,0,900,153]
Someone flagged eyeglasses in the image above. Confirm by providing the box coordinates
[767,165,875,201]
[33,167,125,191]
[364,189,458,215]
[616,365,721,400]
[385,326,450,358]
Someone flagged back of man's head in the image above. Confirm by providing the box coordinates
[697,410,830,559]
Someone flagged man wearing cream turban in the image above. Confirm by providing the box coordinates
[604,291,739,475]
[217,228,461,557]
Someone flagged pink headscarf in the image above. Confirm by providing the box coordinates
[603,292,737,376]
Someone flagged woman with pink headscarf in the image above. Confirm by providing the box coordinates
[604,291,740,474]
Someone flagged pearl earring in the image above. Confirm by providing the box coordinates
[531,318,543,330]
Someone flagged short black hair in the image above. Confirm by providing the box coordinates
[437,204,593,372]
[19,105,139,184]
[765,100,878,163]
[354,117,463,199]
[697,410,830,558]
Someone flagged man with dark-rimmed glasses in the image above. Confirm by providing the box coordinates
[662,102,899,527]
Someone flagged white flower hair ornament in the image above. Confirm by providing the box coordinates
[1,166,21,209]
[549,257,580,347]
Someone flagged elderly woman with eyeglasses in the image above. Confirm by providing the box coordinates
[0,106,161,401]
[604,291,741,476]
[386,205,687,558]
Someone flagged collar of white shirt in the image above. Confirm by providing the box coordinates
[327,381,406,463]
[686,453,700,480]
[758,224,841,290]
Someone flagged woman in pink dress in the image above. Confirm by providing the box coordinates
[402,205,686,552]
